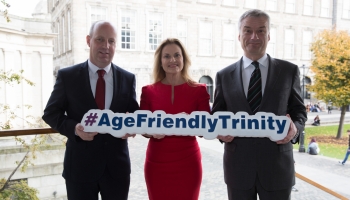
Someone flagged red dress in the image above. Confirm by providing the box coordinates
[140,82,210,200]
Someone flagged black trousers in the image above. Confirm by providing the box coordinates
[227,175,292,200]
[66,168,130,200]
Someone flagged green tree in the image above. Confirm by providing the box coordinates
[309,29,350,139]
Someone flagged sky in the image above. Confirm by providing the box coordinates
[6,0,41,18]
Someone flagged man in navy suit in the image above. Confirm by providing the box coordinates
[43,20,139,200]
[212,9,307,200]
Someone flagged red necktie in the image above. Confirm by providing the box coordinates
[95,70,106,110]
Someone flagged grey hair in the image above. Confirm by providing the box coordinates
[89,20,117,36]
[238,9,270,31]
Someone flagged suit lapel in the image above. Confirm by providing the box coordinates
[229,58,252,112]
[80,61,99,109]
[260,55,281,109]
[109,63,120,110]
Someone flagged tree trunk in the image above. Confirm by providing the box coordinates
[336,105,347,139]
[0,151,29,192]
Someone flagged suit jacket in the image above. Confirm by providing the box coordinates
[42,61,139,183]
[212,55,307,191]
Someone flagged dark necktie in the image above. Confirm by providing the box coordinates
[95,69,106,110]
[247,61,262,114]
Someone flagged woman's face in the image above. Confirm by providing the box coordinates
[161,44,184,75]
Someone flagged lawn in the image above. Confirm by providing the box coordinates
[293,123,350,160]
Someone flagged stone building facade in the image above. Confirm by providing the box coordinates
[49,0,350,103]
[0,4,55,128]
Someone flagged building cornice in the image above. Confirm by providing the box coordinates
[0,27,56,38]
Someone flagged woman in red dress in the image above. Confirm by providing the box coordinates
[140,38,210,200]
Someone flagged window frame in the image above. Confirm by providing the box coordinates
[221,22,235,57]
[284,29,295,59]
[285,0,296,14]
[177,18,188,48]
[119,9,138,51]
[198,20,213,56]
[147,12,164,52]
[303,0,314,16]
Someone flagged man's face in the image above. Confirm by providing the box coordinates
[238,16,270,60]
[86,22,117,68]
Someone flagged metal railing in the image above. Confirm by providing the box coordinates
[0,128,349,199]
[0,128,57,137]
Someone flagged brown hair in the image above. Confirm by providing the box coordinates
[152,38,195,85]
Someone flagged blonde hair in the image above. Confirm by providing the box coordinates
[153,38,195,85]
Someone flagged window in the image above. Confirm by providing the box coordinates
[266,0,277,11]
[303,0,313,15]
[148,12,163,51]
[266,27,276,57]
[222,23,235,56]
[57,21,60,55]
[285,0,295,13]
[198,0,212,3]
[343,0,350,19]
[302,31,312,60]
[67,10,71,51]
[245,0,257,8]
[222,0,235,6]
[52,23,56,56]
[284,29,294,59]
[62,15,65,53]
[90,6,107,25]
[320,0,330,17]
[177,19,188,47]
[198,21,212,56]
[121,10,136,50]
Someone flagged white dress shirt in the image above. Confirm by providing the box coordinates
[88,60,113,109]
[241,54,269,97]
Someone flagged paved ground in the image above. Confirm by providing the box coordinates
[126,110,350,200]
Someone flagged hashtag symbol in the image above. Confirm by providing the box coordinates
[85,113,98,126]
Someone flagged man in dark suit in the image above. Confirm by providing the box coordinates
[42,20,139,200]
[212,9,307,200]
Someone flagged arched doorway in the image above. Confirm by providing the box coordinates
[199,76,213,103]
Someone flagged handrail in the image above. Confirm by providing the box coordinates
[0,128,349,199]
[0,128,58,137]
[296,173,349,200]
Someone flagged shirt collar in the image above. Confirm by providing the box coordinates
[243,54,268,69]
[88,59,111,74]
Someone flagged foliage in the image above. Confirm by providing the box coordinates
[309,30,350,107]
[0,69,56,198]
[0,0,10,22]
[0,70,34,87]
[0,179,39,200]
[309,29,350,138]
[294,124,350,159]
